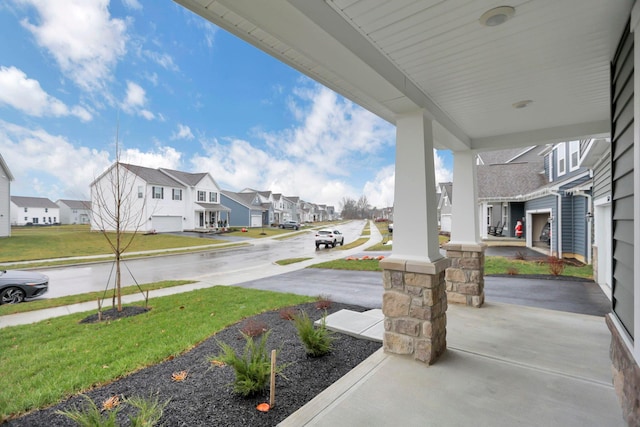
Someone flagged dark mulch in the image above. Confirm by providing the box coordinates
[79,306,151,324]
[6,302,381,427]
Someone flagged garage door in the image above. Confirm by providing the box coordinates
[440,214,452,233]
[250,214,262,227]
[151,216,182,232]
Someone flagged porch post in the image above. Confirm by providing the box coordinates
[379,110,449,365]
[443,150,486,307]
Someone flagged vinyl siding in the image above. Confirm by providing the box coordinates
[593,150,612,200]
[610,24,634,338]
[525,195,557,254]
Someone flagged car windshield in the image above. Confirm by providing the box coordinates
[319,231,331,235]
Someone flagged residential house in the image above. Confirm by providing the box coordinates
[285,196,301,222]
[56,199,91,225]
[0,154,13,237]
[220,190,268,227]
[10,196,59,226]
[581,139,613,299]
[239,189,275,225]
[90,163,229,233]
[477,142,600,264]
[437,182,453,233]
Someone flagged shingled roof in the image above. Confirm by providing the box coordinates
[120,163,184,187]
[11,196,58,208]
[477,162,548,199]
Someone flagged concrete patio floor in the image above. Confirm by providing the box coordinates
[282,302,624,427]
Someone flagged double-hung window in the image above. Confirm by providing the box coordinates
[197,191,206,202]
[172,189,182,201]
[569,140,580,171]
[209,192,217,203]
[556,143,566,176]
[152,186,164,199]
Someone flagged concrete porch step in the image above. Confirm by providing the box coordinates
[316,309,384,342]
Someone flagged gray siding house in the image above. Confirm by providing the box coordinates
[221,190,268,227]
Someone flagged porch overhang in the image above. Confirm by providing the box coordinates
[196,203,231,211]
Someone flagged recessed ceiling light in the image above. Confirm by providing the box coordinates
[479,6,515,27]
[512,100,533,109]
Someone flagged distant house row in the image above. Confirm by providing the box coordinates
[0,159,336,237]
[8,196,92,227]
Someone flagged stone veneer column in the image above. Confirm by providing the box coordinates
[380,257,450,365]
[443,243,486,307]
[606,314,640,425]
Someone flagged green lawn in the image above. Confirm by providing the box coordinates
[1,225,226,263]
[309,255,593,278]
[0,286,313,421]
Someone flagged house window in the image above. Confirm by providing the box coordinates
[569,140,580,171]
[73,209,77,213]
[152,186,164,199]
[42,217,46,223]
[24,216,27,221]
[45,208,48,213]
[32,218,38,224]
[172,189,182,201]
[197,191,206,202]
[138,186,143,198]
[556,143,566,176]
[24,207,27,213]
[53,217,57,223]
[209,192,217,203]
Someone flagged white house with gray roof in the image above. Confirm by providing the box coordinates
[10,196,60,226]
[90,162,229,233]
[56,199,92,225]
[0,154,14,237]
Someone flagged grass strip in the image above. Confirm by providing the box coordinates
[275,258,312,265]
[0,286,313,420]
[308,259,382,272]
[338,238,369,250]
[0,280,194,316]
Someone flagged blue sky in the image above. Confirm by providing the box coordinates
[0,0,452,210]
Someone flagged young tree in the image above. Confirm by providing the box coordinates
[90,146,148,312]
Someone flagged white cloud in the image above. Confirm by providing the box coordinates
[0,66,92,121]
[121,0,142,11]
[172,124,194,140]
[0,120,112,199]
[361,150,453,209]
[18,0,129,93]
[142,50,178,71]
[121,81,155,119]
[119,146,182,169]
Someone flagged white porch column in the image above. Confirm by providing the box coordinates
[443,150,486,307]
[380,110,449,365]
[450,150,480,244]
[389,110,442,263]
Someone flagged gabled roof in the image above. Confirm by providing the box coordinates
[11,196,58,208]
[0,153,14,181]
[286,196,300,203]
[439,182,453,203]
[120,163,184,187]
[57,199,91,209]
[221,190,266,210]
[477,147,538,165]
[160,168,209,187]
[477,163,548,199]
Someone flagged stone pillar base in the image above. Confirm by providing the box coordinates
[380,257,450,365]
[443,243,486,308]
[606,314,640,425]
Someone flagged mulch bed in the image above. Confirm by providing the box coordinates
[5,302,381,426]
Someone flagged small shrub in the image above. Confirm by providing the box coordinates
[126,394,169,427]
[214,331,285,397]
[57,394,168,427]
[57,395,120,427]
[279,307,297,320]
[547,256,565,276]
[239,319,269,337]
[315,294,332,310]
[506,267,519,275]
[514,251,527,261]
[294,310,334,357]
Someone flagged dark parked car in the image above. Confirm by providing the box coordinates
[279,220,300,230]
[0,270,49,304]
[540,222,551,245]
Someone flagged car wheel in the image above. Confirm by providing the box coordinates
[315,244,320,249]
[295,226,299,230]
[279,225,284,229]
[0,287,26,304]
[340,239,344,246]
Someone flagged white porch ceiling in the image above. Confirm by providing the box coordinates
[173,0,633,151]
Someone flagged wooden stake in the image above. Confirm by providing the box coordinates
[269,349,276,407]
[97,298,102,321]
